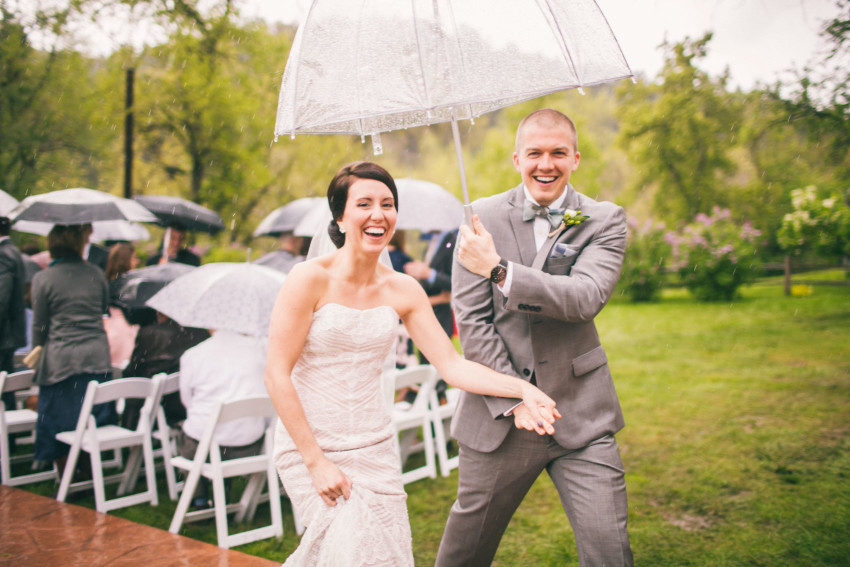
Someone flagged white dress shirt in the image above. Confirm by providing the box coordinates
[179,330,270,447]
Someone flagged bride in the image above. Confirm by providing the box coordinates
[265,161,560,566]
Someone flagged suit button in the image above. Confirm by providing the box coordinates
[523,368,531,376]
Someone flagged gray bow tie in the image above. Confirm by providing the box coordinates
[522,201,564,229]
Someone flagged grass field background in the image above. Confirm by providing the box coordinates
[16,275,850,566]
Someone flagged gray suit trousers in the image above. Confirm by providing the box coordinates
[435,431,632,567]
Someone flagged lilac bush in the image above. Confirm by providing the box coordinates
[669,207,762,301]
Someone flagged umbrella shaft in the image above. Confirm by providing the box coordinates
[450,116,473,227]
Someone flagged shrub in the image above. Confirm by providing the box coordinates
[778,185,850,260]
[619,218,670,302]
[669,207,762,301]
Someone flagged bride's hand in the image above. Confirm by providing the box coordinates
[308,456,352,506]
[519,383,561,435]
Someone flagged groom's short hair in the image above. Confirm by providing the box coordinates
[515,109,578,153]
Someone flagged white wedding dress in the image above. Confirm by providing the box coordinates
[274,303,413,566]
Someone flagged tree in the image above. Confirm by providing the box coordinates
[0,3,111,197]
[779,0,850,186]
[615,34,740,225]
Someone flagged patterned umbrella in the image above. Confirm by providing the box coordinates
[146,263,286,337]
[253,197,325,237]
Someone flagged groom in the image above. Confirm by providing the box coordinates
[436,109,633,566]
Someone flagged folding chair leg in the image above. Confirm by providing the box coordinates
[169,464,203,534]
[142,436,159,507]
[91,446,107,513]
[118,446,142,495]
[235,472,264,523]
[160,436,180,501]
[56,441,83,502]
[211,474,231,548]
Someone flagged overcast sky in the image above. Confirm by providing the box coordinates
[239,0,840,91]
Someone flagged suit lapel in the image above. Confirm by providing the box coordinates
[532,185,580,271]
[507,186,537,267]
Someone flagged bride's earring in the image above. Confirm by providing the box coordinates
[339,223,346,234]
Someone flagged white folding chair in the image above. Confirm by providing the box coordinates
[0,370,58,486]
[151,372,183,501]
[430,383,461,477]
[55,375,164,513]
[390,365,438,484]
[168,396,283,549]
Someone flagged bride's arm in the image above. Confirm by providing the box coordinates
[265,262,351,506]
[396,276,561,434]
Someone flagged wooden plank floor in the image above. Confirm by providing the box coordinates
[0,485,279,566]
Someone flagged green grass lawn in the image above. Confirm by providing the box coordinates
[14,278,850,566]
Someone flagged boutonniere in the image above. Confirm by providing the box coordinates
[548,209,590,238]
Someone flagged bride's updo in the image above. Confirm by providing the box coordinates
[326,161,399,249]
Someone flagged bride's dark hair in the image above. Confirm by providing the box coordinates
[326,161,399,249]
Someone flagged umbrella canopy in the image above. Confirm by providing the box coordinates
[12,219,150,242]
[133,195,225,234]
[146,263,286,337]
[0,189,18,216]
[253,197,325,237]
[275,0,632,218]
[395,178,463,232]
[7,188,158,225]
[293,202,333,238]
[116,263,197,310]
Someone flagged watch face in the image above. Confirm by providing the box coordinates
[491,264,507,284]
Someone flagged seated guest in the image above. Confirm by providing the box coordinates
[120,310,209,430]
[178,328,269,508]
[103,243,140,367]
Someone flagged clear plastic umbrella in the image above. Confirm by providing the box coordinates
[274,0,632,222]
[396,178,463,232]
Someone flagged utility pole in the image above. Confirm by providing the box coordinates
[124,67,134,199]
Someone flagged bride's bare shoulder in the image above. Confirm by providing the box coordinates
[285,255,333,292]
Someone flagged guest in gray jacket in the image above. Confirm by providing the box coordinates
[31,224,116,476]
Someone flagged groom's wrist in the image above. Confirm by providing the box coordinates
[489,258,508,284]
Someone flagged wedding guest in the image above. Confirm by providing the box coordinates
[31,225,116,477]
[178,328,269,508]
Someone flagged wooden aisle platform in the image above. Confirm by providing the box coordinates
[0,485,279,566]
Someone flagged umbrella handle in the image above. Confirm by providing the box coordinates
[450,114,474,227]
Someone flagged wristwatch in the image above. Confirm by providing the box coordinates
[489,258,508,284]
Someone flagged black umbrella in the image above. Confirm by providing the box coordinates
[133,195,225,234]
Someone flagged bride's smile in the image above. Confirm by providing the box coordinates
[338,178,397,252]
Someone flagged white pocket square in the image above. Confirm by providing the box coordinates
[550,243,578,259]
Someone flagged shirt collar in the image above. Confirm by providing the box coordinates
[521,185,568,210]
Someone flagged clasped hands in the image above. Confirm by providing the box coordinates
[516,382,561,435]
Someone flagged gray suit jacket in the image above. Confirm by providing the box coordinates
[450,184,627,452]
[0,238,27,352]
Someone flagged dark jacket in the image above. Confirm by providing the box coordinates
[0,238,27,352]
